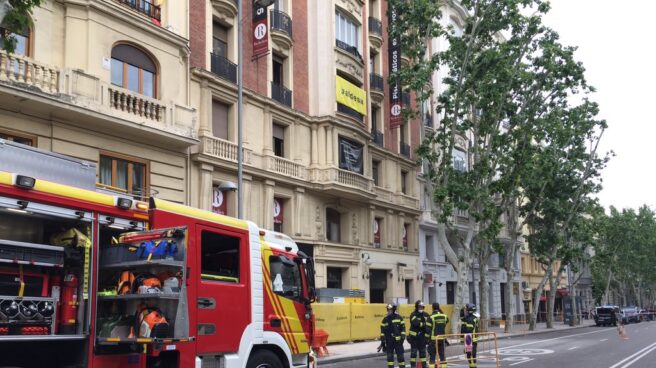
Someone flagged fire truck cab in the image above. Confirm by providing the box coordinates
[0,139,316,368]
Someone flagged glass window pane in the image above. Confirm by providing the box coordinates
[126,64,139,93]
[99,156,112,185]
[201,231,241,283]
[111,59,123,87]
[132,163,144,196]
[142,71,154,98]
[13,34,27,56]
[269,256,302,300]
[116,160,128,189]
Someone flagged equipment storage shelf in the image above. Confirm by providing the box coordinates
[95,227,190,349]
[98,293,180,301]
[96,336,195,345]
[99,259,184,270]
[0,238,65,268]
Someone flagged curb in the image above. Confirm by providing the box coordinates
[318,324,595,365]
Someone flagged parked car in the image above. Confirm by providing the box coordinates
[621,307,641,324]
[594,306,619,326]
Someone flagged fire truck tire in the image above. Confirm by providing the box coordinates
[246,350,283,368]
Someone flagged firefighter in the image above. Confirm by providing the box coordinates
[460,303,480,368]
[380,303,406,368]
[409,300,431,368]
[428,303,449,368]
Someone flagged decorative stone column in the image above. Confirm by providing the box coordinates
[293,187,305,236]
[264,180,276,230]
[263,105,273,155]
[199,163,214,211]
[311,125,319,167]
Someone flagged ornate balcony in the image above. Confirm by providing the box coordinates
[200,135,252,164]
[400,142,411,158]
[0,51,197,148]
[210,53,237,84]
[271,82,293,107]
[337,103,363,123]
[266,155,306,180]
[311,168,374,199]
[369,72,384,102]
[372,130,384,146]
[270,9,293,49]
[114,0,161,21]
[368,17,383,48]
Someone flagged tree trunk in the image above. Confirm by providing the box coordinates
[529,263,552,331]
[603,270,613,305]
[571,284,578,326]
[505,266,516,333]
[479,261,490,332]
[453,258,470,334]
[547,269,559,328]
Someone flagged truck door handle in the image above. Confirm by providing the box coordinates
[198,297,215,309]
[270,318,282,327]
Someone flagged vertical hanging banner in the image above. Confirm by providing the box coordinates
[273,198,284,224]
[388,2,403,128]
[373,219,381,248]
[252,1,269,58]
[212,186,227,215]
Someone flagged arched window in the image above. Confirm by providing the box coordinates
[1,25,30,57]
[110,44,157,98]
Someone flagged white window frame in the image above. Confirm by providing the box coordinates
[335,9,360,50]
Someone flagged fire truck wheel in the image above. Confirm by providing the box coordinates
[246,350,283,368]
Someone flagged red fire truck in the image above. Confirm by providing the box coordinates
[0,140,316,368]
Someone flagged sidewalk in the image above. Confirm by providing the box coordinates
[318,320,596,364]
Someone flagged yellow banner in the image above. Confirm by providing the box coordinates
[336,76,367,116]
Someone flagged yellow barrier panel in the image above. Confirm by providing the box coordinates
[313,303,352,343]
[351,303,386,341]
[313,303,456,344]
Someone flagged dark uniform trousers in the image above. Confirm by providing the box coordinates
[409,311,431,368]
[381,313,406,368]
[428,312,449,368]
[460,316,479,368]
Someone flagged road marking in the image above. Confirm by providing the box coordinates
[600,339,609,341]
[501,328,609,350]
[609,342,656,368]
[509,360,533,366]
[617,345,656,368]
[568,346,579,350]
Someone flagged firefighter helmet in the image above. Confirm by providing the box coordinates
[415,300,425,310]
[386,303,397,312]
[466,303,477,312]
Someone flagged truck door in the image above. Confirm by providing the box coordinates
[264,249,311,355]
[195,225,250,354]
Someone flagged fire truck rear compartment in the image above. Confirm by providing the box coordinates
[0,208,90,367]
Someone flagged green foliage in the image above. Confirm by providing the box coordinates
[392,0,610,321]
[1,0,43,53]
[593,206,656,307]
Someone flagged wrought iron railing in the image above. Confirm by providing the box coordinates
[372,130,384,146]
[370,73,384,92]
[115,0,161,21]
[337,103,363,122]
[210,53,237,84]
[336,40,363,62]
[400,142,411,158]
[270,9,293,39]
[271,82,293,107]
[368,17,383,37]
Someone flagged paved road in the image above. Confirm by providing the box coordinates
[320,321,656,368]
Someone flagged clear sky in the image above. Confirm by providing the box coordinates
[542,0,656,211]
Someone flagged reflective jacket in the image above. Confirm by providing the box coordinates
[460,314,479,342]
[409,310,431,339]
[429,311,449,341]
[381,313,406,343]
